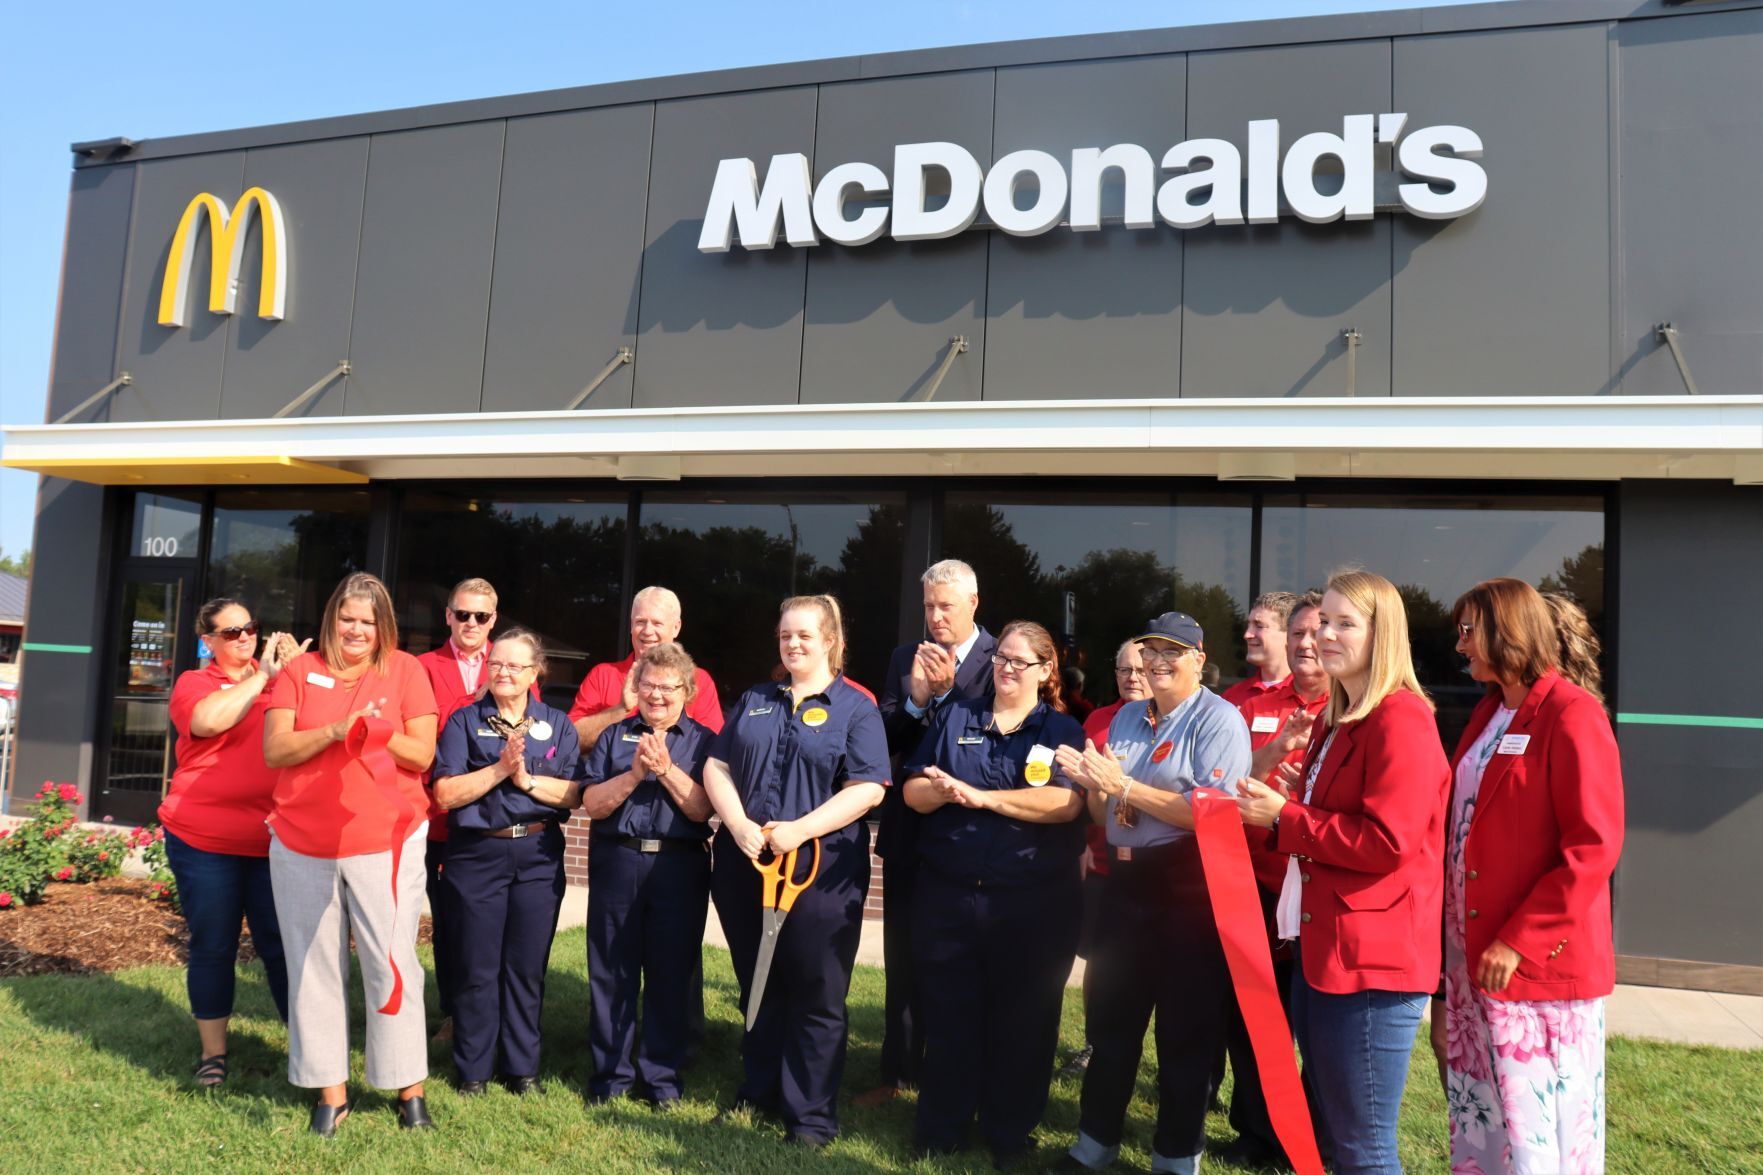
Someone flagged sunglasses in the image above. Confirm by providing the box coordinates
[210,622,260,641]
[452,609,494,625]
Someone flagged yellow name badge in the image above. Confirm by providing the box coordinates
[801,707,829,728]
[1025,761,1052,785]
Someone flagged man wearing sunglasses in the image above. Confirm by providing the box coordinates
[417,577,504,1044]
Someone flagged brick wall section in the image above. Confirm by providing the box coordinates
[562,815,886,921]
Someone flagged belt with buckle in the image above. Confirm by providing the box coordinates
[594,833,706,855]
[482,821,556,839]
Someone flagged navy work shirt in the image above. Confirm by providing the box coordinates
[433,696,582,833]
[905,697,1087,887]
[710,676,891,825]
[582,714,714,841]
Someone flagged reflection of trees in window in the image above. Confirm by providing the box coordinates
[1538,543,1604,618]
[944,505,1247,707]
[209,508,367,638]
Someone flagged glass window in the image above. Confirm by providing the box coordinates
[634,490,906,707]
[128,492,202,560]
[942,489,1254,715]
[396,488,628,711]
[207,490,371,641]
[1260,492,1605,741]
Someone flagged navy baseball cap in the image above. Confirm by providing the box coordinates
[1135,611,1204,649]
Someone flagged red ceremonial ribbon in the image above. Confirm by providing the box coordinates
[344,715,421,1017]
[1191,788,1325,1175]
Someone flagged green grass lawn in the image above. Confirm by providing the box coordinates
[1,928,1758,1173]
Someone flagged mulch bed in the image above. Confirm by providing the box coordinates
[0,880,433,978]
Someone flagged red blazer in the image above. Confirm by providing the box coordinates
[1275,688,1449,995]
[1450,672,1624,1002]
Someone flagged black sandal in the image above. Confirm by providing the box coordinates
[194,1055,228,1087]
[309,1101,350,1137]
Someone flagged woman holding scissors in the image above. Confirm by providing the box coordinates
[901,620,1087,1169]
[704,594,891,1148]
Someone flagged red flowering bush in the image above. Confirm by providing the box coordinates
[132,824,180,912]
[0,782,133,907]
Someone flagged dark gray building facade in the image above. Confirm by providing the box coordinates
[4,0,1760,992]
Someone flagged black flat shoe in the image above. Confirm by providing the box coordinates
[503,1075,539,1096]
[787,1131,831,1150]
[309,1101,349,1137]
[398,1095,435,1130]
[456,1079,488,1097]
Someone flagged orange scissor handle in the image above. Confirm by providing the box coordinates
[752,835,821,913]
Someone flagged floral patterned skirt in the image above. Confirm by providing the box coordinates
[1444,962,1606,1174]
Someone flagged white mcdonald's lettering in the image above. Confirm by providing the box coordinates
[157,187,287,328]
[697,115,1488,252]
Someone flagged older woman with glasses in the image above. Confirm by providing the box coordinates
[431,628,581,1097]
[160,598,304,1087]
[576,642,715,1108]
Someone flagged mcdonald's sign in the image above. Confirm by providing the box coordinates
[157,187,287,328]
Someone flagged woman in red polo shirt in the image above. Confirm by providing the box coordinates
[160,598,304,1087]
[1443,580,1622,1173]
[1237,570,1450,1175]
[263,572,439,1136]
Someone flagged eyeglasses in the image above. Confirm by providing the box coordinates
[1140,647,1194,668]
[637,681,686,697]
[486,660,534,674]
[1456,622,1474,637]
[209,622,260,641]
[989,654,1049,674]
[1114,666,1148,678]
[452,609,494,625]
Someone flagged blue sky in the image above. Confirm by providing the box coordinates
[0,0,1490,562]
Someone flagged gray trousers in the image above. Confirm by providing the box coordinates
[269,824,429,1090]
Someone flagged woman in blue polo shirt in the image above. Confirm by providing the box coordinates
[431,629,580,1095]
[902,619,1087,1169]
[578,641,714,1108]
[703,593,891,1148]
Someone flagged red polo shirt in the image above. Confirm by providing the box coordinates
[1237,679,1329,892]
[160,661,279,856]
[1081,700,1126,877]
[1220,671,1291,709]
[568,652,725,732]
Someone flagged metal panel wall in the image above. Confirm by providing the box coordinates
[1615,10,1763,397]
[44,165,136,422]
[985,55,1186,401]
[1182,41,1393,398]
[483,105,655,413]
[111,153,247,421]
[346,122,505,416]
[634,88,817,408]
[219,138,369,419]
[1392,25,1611,396]
[799,71,994,404]
[1614,482,1763,967]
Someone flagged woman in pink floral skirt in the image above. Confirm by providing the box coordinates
[1444,581,1624,1174]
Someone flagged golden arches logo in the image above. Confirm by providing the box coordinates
[157,187,287,328]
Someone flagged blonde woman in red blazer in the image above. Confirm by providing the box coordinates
[1238,570,1449,1175]
[1441,580,1622,1174]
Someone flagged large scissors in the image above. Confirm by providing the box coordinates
[744,836,821,1031]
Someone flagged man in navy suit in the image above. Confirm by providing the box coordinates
[858,558,998,1107]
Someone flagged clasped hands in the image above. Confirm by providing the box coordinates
[1235,761,1300,828]
[730,816,807,860]
[328,696,388,743]
[1053,739,1127,796]
[906,642,957,708]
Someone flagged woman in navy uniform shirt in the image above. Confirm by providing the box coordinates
[578,642,714,1107]
[902,620,1087,1170]
[703,594,891,1148]
[431,629,580,1095]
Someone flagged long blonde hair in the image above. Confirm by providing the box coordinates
[1323,570,1432,725]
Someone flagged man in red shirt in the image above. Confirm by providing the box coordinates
[569,586,723,745]
[1219,592,1299,708]
[1217,591,1331,1169]
[416,576,502,1043]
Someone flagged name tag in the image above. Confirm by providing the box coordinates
[1497,733,1531,756]
[747,706,774,717]
[529,721,553,742]
[219,682,236,691]
[1024,743,1056,786]
[1251,715,1280,733]
[306,672,335,689]
[621,732,643,743]
[476,728,496,737]
[957,735,985,745]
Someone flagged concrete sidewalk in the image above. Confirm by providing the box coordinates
[549,885,1762,1051]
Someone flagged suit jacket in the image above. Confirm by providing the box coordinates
[1275,688,1449,995]
[1450,672,1623,1002]
[874,627,997,862]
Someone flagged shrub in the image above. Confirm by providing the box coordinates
[131,824,180,912]
[0,782,133,907]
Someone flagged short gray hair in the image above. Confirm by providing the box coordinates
[921,559,978,595]
[631,585,682,617]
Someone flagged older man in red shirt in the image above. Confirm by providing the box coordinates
[569,586,723,744]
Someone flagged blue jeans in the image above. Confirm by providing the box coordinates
[1289,945,1425,1175]
[164,831,289,1024]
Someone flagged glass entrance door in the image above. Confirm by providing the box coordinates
[96,571,196,825]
